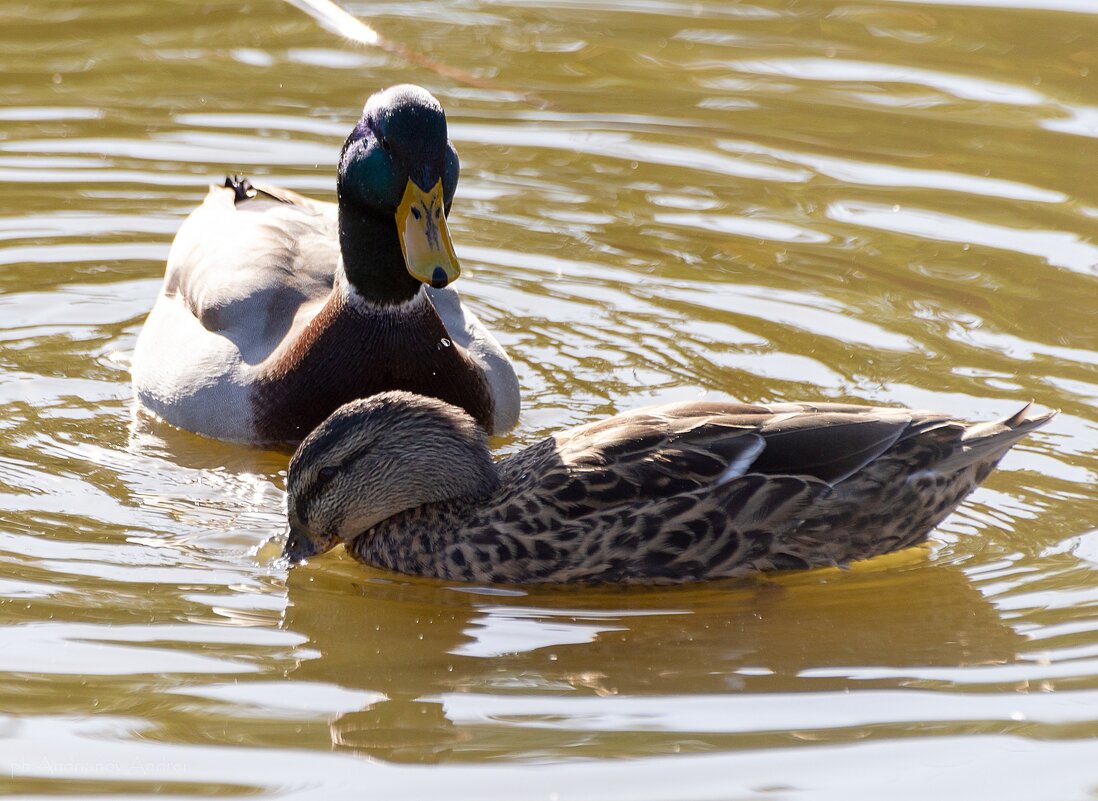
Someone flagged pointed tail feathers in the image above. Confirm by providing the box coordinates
[942,402,1057,473]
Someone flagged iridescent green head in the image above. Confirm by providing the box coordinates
[337,85,461,289]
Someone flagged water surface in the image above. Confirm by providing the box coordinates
[1,0,1097,797]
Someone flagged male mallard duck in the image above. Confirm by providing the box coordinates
[132,85,519,443]
[281,391,1054,584]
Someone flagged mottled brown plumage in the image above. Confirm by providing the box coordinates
[282,392,1055,584]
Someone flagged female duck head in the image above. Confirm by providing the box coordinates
[282,391,499,564]
[337,85,461,296]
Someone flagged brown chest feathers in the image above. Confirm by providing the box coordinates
[251,293,493,442]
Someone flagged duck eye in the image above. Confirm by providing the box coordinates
[317,466,338,485]
[379,137,391,153]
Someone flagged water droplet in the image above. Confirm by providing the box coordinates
[440,338,451,348]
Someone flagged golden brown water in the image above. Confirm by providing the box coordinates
[1,0,1097,796]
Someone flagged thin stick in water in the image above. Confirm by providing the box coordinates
[281,0,552,109]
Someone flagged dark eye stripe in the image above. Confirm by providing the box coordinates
[293,468,337,520]
[291,449,369,522]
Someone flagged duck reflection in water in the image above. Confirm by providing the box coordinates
[281,556,1022,763]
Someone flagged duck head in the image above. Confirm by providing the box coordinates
[337,85,461,300]
[282,391,499,565]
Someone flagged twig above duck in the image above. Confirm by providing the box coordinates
[281,391,1055,584]
[132,85,519,443]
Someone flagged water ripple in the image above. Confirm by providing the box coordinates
[1,0,1096,793]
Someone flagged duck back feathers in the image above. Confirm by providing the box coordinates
[132,179,518,442]
[343,399,1054,584]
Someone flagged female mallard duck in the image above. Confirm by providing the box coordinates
[131,85,519,443]
[281,391,1054,584]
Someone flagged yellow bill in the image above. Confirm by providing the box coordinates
[395,178,460,288]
